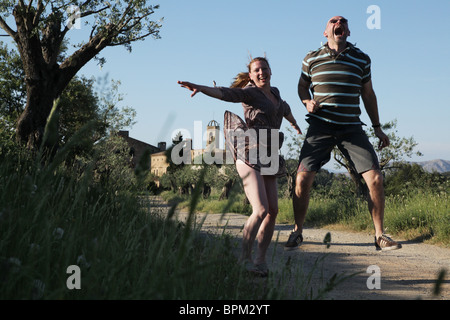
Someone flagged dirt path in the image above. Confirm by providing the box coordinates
[148,197,450,300]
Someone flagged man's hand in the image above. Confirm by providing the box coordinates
[305,99,320,113]
[298,77,320,113]
[374,127,390,150]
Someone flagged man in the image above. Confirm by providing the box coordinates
[286,16,401,251]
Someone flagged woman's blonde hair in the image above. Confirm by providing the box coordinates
[230,57,270,88]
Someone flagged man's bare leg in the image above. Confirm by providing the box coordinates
[361,169,385,238]
[292,171,316,233]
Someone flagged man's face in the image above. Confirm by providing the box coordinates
[324,16,350,43]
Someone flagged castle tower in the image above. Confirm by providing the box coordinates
[206,120,220,150]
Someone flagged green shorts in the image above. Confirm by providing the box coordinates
[297,118,380,174]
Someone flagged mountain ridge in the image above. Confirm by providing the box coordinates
[413,159,450,173]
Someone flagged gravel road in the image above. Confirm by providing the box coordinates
[148,196,449,300]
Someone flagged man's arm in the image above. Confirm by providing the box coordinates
[361,80,381,126]
[298,76,319,113]
[361,80,390,150]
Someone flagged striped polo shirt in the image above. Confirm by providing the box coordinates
[301,42,371,125]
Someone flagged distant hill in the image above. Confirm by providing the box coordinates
[414,159,450,173]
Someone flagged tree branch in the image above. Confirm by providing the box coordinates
[89,24,97,40]
[120,14,146,33]
[80,0,94,8]
[26,0,34,12]
[0,16,17,39]
[109,29,158,46]
[81,5,110,18]
[59,26,113,82]
[32,0,47,28]
[333,152,347,170]
[115,2,136,30]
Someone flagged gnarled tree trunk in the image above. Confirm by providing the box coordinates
[11,6,110,148]
[0,1,162,149]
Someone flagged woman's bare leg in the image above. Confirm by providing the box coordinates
[235,160,268,263]
[254,175,278,265]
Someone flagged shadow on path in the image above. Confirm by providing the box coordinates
[147,196,450,300]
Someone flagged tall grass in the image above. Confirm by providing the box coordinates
[160,190,252,215]
[4,122,342,300]
[1,142,278,299]
[384,191,450,244]
[277,190,450,246]
[172,184,450,247]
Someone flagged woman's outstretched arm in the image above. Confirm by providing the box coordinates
[177,81,223,99]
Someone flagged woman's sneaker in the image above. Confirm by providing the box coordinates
[284,230,303,250]
[375,234,402,251]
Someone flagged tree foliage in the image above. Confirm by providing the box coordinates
[283,119,423,196]
[0,41,26,128]
[0,0,162,147]
[333,120,422,195]
[0,40,136,163]
[384,162,450,196]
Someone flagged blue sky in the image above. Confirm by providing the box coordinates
[72,0,450,166]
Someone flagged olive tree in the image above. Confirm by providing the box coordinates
[0,0,162,148]
[333,119,423,196]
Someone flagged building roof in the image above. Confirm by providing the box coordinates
[207,120,220,127]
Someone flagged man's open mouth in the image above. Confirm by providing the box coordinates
[334,27,344,36]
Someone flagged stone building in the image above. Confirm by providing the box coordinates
[117,130,165,168]
[150,119,226,179]
[151,151,170,177]
[117,121,228,188]
[206,120,220,150]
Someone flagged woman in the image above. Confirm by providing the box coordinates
[178,57,301,276]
